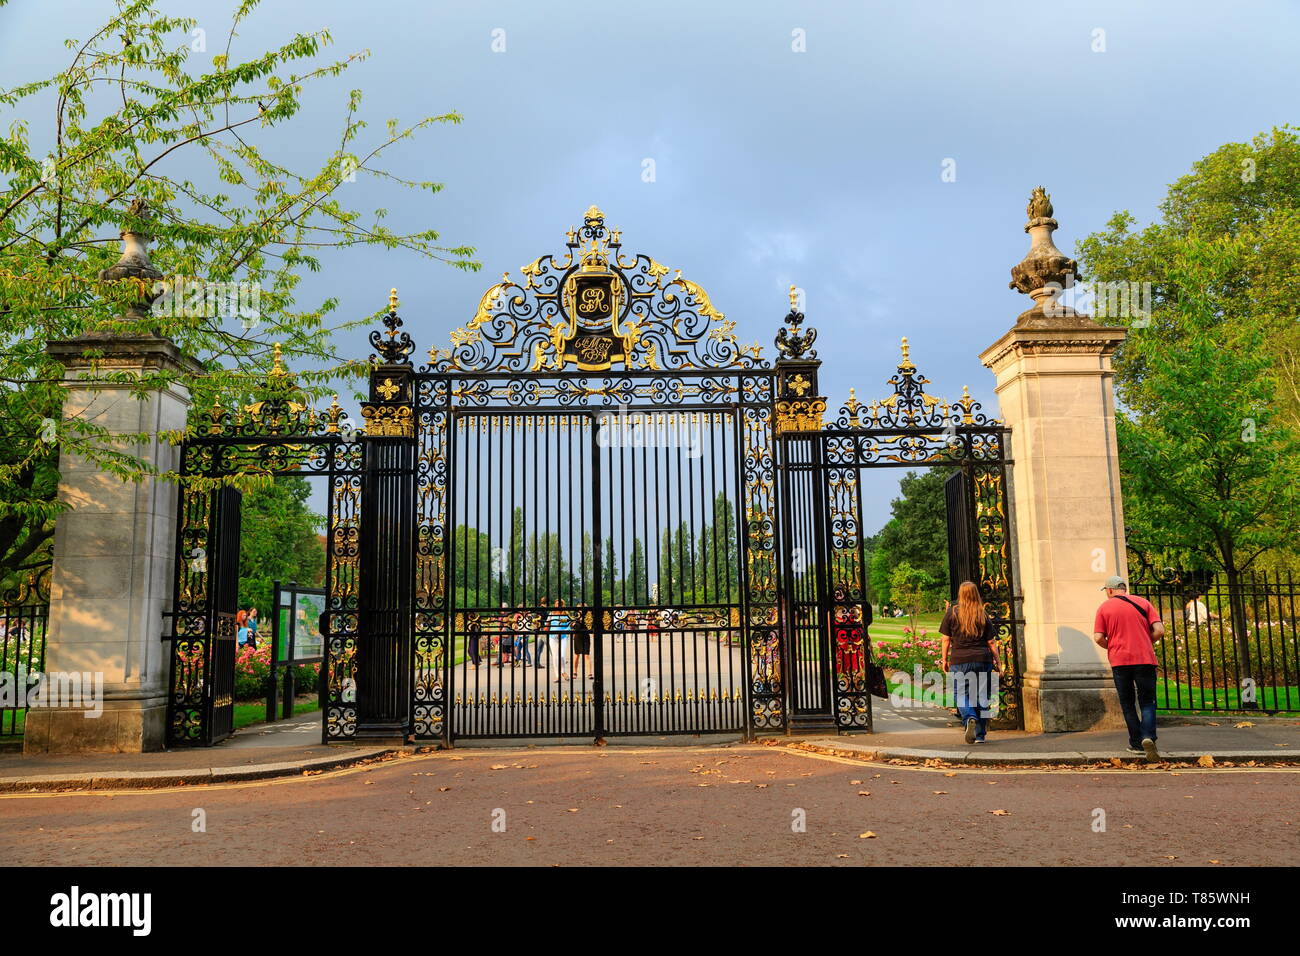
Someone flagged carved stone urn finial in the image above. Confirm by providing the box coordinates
[1008,186,1091,327]
[98,197,164,321]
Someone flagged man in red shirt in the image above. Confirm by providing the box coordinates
[1094,575,1165,761]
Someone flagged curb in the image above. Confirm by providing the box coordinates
[0,746,399,793]
[772,738,1300,767]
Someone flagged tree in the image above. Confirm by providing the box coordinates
[1111,235,1300,675]
[1078,126,1300,434]
[888,561,934,637]
[237,476,323,620]
[626,537,649,604]
[0,0,476,580]
[1077,126,1300,575]
[871,469,949,608]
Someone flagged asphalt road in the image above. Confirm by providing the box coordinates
[2,744,1296,866]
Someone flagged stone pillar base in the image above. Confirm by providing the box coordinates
[1022,665,1127,733]
[22,696,167,754]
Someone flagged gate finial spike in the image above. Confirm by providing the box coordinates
[388,287,399,313]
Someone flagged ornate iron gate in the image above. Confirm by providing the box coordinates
[374,206,781,741]
[165,348,363,747]
[773,321,1024,731]
[164,207,1023,745]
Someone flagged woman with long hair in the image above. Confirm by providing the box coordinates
[939,581,1000,744]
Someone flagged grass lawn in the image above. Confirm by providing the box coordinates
[870,611,943,641]
[232,696,319,731]
[1156,679,1300,716]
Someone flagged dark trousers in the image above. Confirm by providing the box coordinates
[1111,663,1158,748]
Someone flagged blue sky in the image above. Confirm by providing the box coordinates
[4,0,1298,530]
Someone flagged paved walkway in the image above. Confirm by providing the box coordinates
[0,712,390,791]
[2,703,1297,792]
[815,697,1300,764]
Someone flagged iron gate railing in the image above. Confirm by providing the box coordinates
[1,570,50,737]
[1129,563,1300,714]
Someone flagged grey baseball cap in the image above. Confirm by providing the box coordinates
[1100,575,1126,590]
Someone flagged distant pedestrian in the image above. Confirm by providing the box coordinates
[236,609,255,649]
[533,598,549,665]
[1094,575,1164,762]
[572,605,592,680]
[500,603,520,666]
[247,606,259,637]
[466,614,482,670]
[939,581,999,744]
[1184,592,1218,627]
[547,599,572,683]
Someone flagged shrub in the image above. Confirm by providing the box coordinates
[234,642,321,700]
[873,628,942,676]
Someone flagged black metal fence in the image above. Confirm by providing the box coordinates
[1,573,50,737]
[1130,569,1299,713]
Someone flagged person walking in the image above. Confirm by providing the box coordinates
[546,599,572,683]
[533,598,549,666]
[466,614,482,671]
[501,603,520,666]
[938,581,999,744]
[572,604,593,680]
[1094,575,1164,761]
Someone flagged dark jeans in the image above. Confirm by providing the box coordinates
[949,661,995,741]
[1111,663,1158,748]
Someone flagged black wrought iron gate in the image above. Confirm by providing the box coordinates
[164,207,1023,746]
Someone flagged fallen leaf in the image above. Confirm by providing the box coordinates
[859,831,877,839]
[989,809,1010,816]
[857,790,871,796]
[850,780,863,785]
[490,764,508,770]
[1234,721,1255,728]
[932,791,948,795]
[566,808,580,813]
[837,854,849,859]
[944,772,957,777]
[1197,754,1215,767]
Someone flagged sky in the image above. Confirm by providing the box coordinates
[3,0,1298,531]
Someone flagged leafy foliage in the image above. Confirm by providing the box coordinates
[236,476,324,619]
[0,0,476,578]
[1077,127,1300,572]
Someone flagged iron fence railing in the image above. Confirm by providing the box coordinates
[1,573,51,737]
[1130,569,1299,714]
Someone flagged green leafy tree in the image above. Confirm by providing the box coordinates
[237,476,323,620]
[888,561,935,637]
[0,0,476,580]
[871,469,949,608]
[1077,126,1300,575]
[1110,235,1300,676]
[626,536,649,604]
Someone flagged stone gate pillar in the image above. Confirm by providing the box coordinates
[24,335,201,753]
[979,188,1128,733]
[25,203,201,753]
